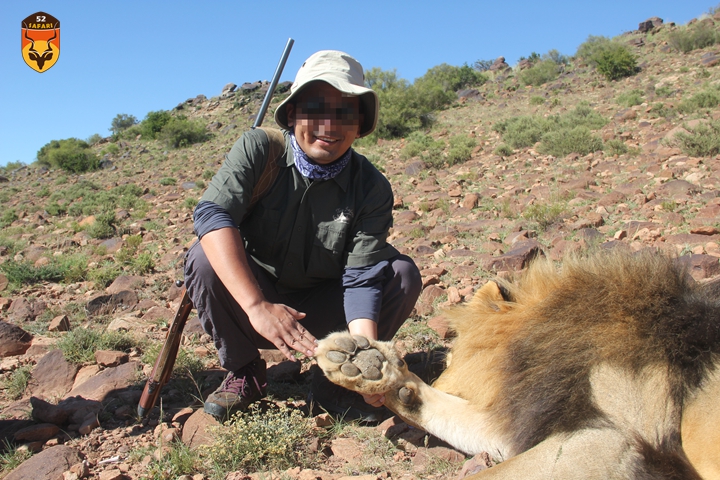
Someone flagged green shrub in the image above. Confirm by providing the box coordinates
[668,23,720,53]
[616,89,644,107]
[576,36,637,81]
[159,116,210,148]
[46,181,145,217]
[519,59,560,86]
[2,366,32,400]
[594,43,637,81]
[366,64,487,140]
[678,87,720,113]
[102,143,120,156]
[523,201,568,230]
[159,177,177,186]
[447,134,477,165]
[0,209,18,228]
[575,35,612,64]
[202,170,215,180]
[672,120,720,156]
[139,110,172,139]
[494,144,514,156]
[36,138,99,173]
[655,85,673,98]
[85,211,116,239]
[400,132,445,165]
[184,197,199,210]
[87,261,122,288]
[604,139,629,156]
[529,96,546,105]
[539,126,603,157]
[86,133,103,146]
[110,113,138,135]
[57,329,137,364]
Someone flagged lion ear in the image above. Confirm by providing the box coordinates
[472,281,513,312]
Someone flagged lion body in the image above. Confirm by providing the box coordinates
[317,251,720,479]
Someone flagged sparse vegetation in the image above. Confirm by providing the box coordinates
[56,328,138,364]
[668,22,720,53]
[2,366,32,400]
[207,404,314,475]
[519,59,560,86]
[616,89,644,107]
[575,36,637,81]
[672,119,720,157]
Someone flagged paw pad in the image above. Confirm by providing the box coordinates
[327,336,386,381]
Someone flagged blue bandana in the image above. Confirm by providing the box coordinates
[289,132,352,181]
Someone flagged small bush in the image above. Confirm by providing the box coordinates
[36,138,99,173]
[57,329,137,364]
[672,120,720,157]
[616,89,644,107]
[494,144,514,156]
[400,132,446,164]
[141,110,172,139]
[2,366,32,400]
[575,35,612,64]
[159,116,210,148]
[207,404,313,473]
[519,59,560,86]
[0,209,18,228]
[529,96,546,105]
[184,197,199,210]
[447,134,477,165]
[523,201,568,230]
[539,126,603,157]
[678,87,720,113]
[576,36,637,81]
[594,43,637,81]
[655,85,673,98]
[604,139,629,156]
[668,23,720,53]
[86,133,103,146]
[102,143,120,156]
[87,261,122,288]
[202,170,215,180]
[159,177,177,186]
[85,211,116,239]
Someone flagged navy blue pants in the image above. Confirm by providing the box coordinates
[184,242,421,371]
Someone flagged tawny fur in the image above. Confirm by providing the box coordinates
[317,250,720,479]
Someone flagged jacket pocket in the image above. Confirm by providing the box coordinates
[306,221,349,278]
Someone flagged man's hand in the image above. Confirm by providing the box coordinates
[246,301,317,361]
[362,392,385,407]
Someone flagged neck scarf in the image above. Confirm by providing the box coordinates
[289,132,351,181]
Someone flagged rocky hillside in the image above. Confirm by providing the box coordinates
[1,12,720,480]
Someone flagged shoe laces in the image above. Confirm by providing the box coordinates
[223,361,266,397]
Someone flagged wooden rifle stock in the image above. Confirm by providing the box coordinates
[137,287,193,417]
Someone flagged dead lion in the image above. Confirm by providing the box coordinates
[316,250,720,479]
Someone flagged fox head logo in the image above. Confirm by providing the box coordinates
[22,12,60,73]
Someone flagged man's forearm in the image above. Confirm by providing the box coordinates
[199,227,266,312]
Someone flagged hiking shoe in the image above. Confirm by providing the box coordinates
[204,357,267,419]
[308,367,388,423]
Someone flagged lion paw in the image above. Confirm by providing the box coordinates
[316,332,409,397]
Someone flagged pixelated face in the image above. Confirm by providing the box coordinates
[286,82,363,164]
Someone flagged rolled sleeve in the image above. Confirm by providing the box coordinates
[342,262,388,322]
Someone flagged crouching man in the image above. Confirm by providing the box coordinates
[184,50,421,421]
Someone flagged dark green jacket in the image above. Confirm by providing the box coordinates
[200,129,398,292]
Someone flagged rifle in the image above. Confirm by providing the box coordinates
[137,38,295,418]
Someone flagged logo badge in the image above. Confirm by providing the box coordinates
[22,12,60,73]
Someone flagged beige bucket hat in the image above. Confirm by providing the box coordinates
[274,50,379,138]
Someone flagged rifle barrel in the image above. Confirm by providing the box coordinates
[253,38,294,129]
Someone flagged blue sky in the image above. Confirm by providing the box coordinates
[0,1,714,167]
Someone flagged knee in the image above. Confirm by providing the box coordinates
[184,242,218,288]
[391,255,422,300]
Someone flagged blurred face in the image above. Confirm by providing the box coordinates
[286,82,363,164]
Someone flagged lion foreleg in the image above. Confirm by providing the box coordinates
[316,332,509,458]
